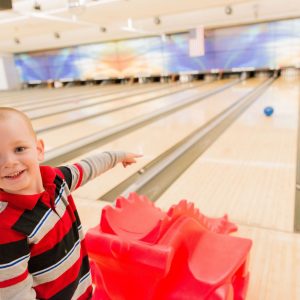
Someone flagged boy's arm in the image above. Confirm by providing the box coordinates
[57,151,141,192]
[0,230,36,300]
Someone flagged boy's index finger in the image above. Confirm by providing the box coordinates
[127,153,143,158]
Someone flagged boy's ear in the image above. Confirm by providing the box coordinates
[36,139,45,162]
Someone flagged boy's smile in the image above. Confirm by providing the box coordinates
[3,169,26,180]
[0,111,45,195]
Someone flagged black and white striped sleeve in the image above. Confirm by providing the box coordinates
[63,151,127,192]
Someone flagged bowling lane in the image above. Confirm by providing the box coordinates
[0,88,57,104]
[18,82,168,112]
[30,82,191,128]
[38,80,228,151]
[1,84,105,106]
[156,78,299,232]
[2,82,162,107]
[5,82,153,109]
[64,78,264,213]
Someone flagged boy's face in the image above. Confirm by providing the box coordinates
[0,114,45,195]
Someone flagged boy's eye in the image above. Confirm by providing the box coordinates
[15,147,26,153]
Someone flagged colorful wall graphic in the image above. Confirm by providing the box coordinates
[14,18,300,82]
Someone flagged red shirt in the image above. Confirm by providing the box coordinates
[0,165,92,300]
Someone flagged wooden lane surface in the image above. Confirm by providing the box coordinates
[156,78,298,232]
[1,83,152,108]
[37,80,230,151]
[60,78,264,225]
[19,82,171,112]
[237,225,300,300]
[155,78,299,299]
[1,82,165,107]
[30,83,191,128]
[0,84,105,105]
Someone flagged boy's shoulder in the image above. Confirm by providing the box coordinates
[40,165,71,189]
[0,202,27,242]
[40,165,70,182]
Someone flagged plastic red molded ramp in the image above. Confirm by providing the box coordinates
[86,193,252,300]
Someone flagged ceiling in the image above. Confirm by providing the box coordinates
[0,0,299,54]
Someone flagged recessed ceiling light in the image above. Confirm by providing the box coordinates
[154,16,161,25]
[225,5,233,15]
[14,37,20,44]
[33,2,41,11]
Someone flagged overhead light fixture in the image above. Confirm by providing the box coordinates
[121,16,155,34]
[121,18,135,32]
[68,0,86,16]
[14,37,20,44]
[153,16,161,25]
[253,3,259,19]
[121,18,147,33]
[33,1,41,11]
[68,0,86,8]
[225,5,233,15]
[127,18,133,29]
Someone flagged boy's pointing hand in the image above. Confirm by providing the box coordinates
[122,153,143,168]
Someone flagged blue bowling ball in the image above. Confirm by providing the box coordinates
[263,106,274,117]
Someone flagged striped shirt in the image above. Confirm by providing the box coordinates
[0,151,126,300]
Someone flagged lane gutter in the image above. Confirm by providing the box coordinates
[43,79,241,166]
[294,78,300,232]
[99,76,276,202]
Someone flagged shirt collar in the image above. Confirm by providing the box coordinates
[0,166,57,211]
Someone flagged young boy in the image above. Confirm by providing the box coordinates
[0,107,141,300]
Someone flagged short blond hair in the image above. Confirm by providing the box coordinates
[0,107,36,138]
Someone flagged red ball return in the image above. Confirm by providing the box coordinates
[86,193,252,300]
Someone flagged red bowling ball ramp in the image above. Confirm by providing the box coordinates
[86,193,252,300]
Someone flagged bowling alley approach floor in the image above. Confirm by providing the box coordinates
[69,78,300,300]
[155,78,300,299]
